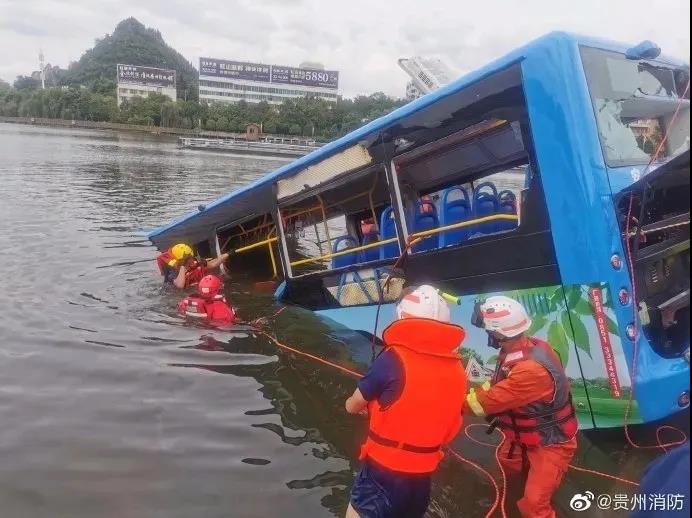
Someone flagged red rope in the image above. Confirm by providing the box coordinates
[256,329,364,379]
[622,79,690,452]
[254,324,645,516]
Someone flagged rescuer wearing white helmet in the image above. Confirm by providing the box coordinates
[466,295,578,518]
[344,285,467,518]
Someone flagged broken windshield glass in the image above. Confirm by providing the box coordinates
[581,46,690,167]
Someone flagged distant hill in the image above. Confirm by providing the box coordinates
[61,17,198,101]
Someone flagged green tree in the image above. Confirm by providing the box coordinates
[61,18,199,101]
[459,347,484,366]
[13,75,40,90]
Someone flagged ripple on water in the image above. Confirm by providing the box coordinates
[0,123,683,518]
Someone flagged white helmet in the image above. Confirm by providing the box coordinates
[477,296,531,338]
[395,285,451,323]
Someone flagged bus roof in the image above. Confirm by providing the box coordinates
[146,31,686,249]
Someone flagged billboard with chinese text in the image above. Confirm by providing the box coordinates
[199,58,338,90]
[117,64,176,88]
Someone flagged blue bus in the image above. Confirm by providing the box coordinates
[148,32,690,429]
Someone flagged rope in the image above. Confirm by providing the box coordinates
[622,79,690,452]
[627,219,689,237]
[370,236,422,360]
[255,329,363,379]
[249,311,642,517]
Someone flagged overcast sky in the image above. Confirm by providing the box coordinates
[0,0,689,97]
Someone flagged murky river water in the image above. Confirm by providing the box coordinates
[0,123,687,518]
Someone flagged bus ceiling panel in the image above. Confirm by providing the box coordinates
[397,130,526,189]
[276,143,373,203]
[399,143,490,185]
[481,125,526,160]
[392,65,524,134]
[279,163,388,211]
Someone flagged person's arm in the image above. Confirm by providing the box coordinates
[173,265,187,289]
[345,388,368,415]
[206,252,230,270]
[466,360,554,417]
[344,350,402,416]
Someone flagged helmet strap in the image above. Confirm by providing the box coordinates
[486,330,513,350]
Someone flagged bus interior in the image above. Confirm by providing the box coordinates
[276,64,561,309]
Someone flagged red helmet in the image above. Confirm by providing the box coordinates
[198,275,222,299]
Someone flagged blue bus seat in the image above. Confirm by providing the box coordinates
[497,190,518,231]
[440,187,472,247]
[472,182,499,235]
[361,231,381,263]
[412,199,439,252]
[331,235,359,269]
[379,206,400,260]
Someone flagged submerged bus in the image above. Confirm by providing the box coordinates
[148,32,690,429]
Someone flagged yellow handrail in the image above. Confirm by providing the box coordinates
[290,237,399,267]
[267,240,278,278]
[289,213,519,267]
[232,236,278,254]
[410,214,518,240]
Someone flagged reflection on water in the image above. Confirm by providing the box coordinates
[0,123,687,517]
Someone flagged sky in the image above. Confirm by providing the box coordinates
[0,0,689,98]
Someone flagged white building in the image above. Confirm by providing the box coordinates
[465,357,495,384]
[117,64,177,106]
[405,81,422,101]
[398,57,457,100]
[198,58,339,105]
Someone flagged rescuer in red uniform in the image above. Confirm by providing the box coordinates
[177,275,237,326]
[344,285,468,518]
[466,296,578,518]
[156,243,230,289]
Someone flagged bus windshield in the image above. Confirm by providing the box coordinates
[581,46,690,167]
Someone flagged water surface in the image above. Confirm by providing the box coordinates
[0,123,686,518]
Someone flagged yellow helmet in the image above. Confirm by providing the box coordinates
[170,243,193,261]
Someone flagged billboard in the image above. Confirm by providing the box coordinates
[199,58,339,90]
[200,58,270,82]
[270,65,339,90]
[117,64,176,88]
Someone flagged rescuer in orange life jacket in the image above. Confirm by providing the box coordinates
[156,243,230,289]
[177,275,237,326]
[465,296,578,518]
[344,285,467,518]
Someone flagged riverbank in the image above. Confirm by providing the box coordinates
[0,115,246,139]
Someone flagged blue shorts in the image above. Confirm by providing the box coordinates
[349,459,432,518]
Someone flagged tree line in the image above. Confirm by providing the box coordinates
[0,83,405,140]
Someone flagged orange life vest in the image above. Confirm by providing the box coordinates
[359,318,468,474]
[491,338,578,447]
[156,249,206,287]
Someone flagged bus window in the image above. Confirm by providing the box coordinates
[393,119,529,254]
[278,167,397,276]
[580,46,690,167]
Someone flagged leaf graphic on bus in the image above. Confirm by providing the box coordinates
[572,297,593,316]
[527,314,548,335]
[565,286,582,309]
[547,287,564,312]
[562,311,591,358]
[606,315,619,335]
[548,321,569,367]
